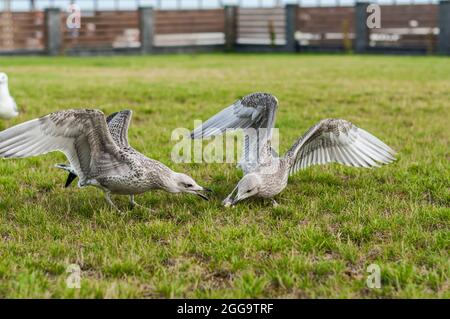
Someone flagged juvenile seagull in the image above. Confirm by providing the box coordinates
[0,109,210,211]
[0,73,19,119]
[191,93,396,206]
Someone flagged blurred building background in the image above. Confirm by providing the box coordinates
[0,0,448,55]
[0,0,442,11]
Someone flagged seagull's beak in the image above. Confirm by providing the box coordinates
[195,187,212,201]
[230,190,253,205]
[223,185,239,207]
[196,192,209,201]
[231,196,241,205]
[225,192,243,206]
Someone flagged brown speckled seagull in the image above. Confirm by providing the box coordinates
[0,109,210,212]
[191,92,396,207]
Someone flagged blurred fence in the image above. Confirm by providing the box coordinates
[0,1,449,55]
[297,6,355,50]
[0,11,45,52]
[369,4,438,52]
[61,11,140,50]
[237,7,286,45]
[154,9,225,46]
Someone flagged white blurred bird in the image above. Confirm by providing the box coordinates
[0,73,19,119]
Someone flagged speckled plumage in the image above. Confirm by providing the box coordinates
[57,110,164,190]
[0,109,209,211]
[191,92,396,206]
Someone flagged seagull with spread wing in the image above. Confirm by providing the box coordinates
[191,92,396,207]
[0,109,210,212]
[0,73,19,119]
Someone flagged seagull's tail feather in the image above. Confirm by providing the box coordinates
[64,173,78,188]
[55,163,78,188]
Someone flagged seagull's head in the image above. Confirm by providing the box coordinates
[0,73,8,84]
[225,173,261,206]
[168,172,211,200]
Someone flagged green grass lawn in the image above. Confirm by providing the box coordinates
[0,54,448,298]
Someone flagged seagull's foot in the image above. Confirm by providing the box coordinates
[133,203,156,213]
[105,192,123,213]
[108,202,123,214]
[129,196,156,213]
[272,199,279,208]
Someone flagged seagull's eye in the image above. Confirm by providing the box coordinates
[182,183,193,188]
[246,189,252,193]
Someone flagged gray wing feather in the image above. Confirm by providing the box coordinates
[53,110,133,182]
[190,93,279,170]
[190,93,278,139]
[0,109,125,181]
[106,110,132,148]
[286,119,396,175]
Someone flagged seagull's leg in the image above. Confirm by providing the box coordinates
[129,195,136,209]
[129,195,146,209]
[271,199,279,207]
[129,195,154,212]
[105,191,122,213]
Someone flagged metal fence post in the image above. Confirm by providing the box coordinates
[45,8,61,56]
[285,4,298,52]
[355,2,369,53]
[224,5,237,52]
[139,7,154,54]
[438,0,450,55]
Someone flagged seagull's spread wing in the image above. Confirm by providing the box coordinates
[286,119,396,175]
[190,92,278,138]
[106,110,132,148]
[54,110,133,188]
[0,109,127,182]
[190,93,279,170]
